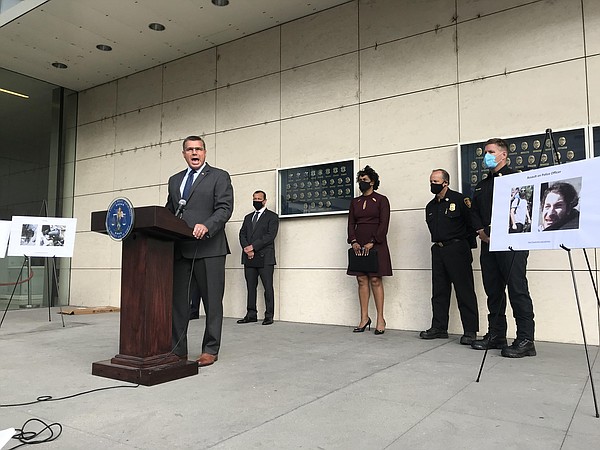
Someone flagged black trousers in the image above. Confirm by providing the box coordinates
[431,239,479,332]
[244,264,275,320]
[172,254,226,357]
[480,242,535,340]
[189,279,201,316]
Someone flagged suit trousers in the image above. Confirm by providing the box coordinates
[431,239,479,332]
[480,242,535,340]
[244,264,275,320]
[172,253,226,356]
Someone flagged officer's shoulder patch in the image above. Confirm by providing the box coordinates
[464,197,472,208]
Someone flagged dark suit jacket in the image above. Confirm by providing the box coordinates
[166,163,234,258]
[239,209,279,266]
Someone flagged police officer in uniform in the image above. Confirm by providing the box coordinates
[470,138,536,358]
[420,169,479,345]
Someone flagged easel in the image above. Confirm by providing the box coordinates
[0,200,66,329]
[548,128,599,417]
[476,129,600,417]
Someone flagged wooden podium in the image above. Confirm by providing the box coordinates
[90,206,198,385]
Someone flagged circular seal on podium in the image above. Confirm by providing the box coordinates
[105,198,135,241]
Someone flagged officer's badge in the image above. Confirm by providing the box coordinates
[464,198,472,208]
[449,203,456,212]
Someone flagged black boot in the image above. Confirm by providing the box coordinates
[501,339,536,358]
[419,328,448,339]
[470,333,507,350]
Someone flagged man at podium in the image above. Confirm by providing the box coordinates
[166,135,234,367]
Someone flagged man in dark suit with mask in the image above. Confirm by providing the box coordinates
[237,190,279,325]
[166,135,233,367]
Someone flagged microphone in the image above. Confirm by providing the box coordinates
[175,199,187,218]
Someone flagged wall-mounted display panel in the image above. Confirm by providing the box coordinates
[278,160,355,218]
[593,125,600,158]
[459,128,586,197]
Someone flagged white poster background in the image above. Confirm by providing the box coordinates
[7,216,77,257]
[490,157,600,251]
[0,220,11,258]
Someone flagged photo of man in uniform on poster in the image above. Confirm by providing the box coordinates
[538,178,581,232]
[508,186,533,233]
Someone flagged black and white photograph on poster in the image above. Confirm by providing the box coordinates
[7,216,77,258]
[39,224,67,246]
[490,157,600,251]
[21,224,38,245]
[0,220,11,258]
[538,178,581,232]
[508,185,533,234]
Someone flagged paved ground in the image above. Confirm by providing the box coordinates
[1,308,599,449]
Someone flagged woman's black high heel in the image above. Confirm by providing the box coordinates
[374,320,386,335]
[353,318,371,333]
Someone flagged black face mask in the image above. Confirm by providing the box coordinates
[253,201,264,210]
[358,181,372,193]
[430,183,445,195]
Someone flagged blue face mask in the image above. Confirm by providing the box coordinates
[484,153,498,169]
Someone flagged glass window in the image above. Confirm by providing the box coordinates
[0,68,76,310]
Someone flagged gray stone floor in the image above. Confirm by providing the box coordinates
[1,308,599,449]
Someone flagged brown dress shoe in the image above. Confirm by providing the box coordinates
[196,353,218,367]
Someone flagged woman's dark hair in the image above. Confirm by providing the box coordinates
[356,165,380,190]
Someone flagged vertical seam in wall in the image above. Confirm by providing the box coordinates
[581,0,591,131]
[455,0,461,144]
[214,47,219,166]
[357,0,361,162]
[112,82,118,193]
[279,23,283,320]
[279,23,283,169]
[159,64,164,146]
[159,66,165,204]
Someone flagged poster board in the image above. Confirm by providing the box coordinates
[490,157,600,251]
[7,216,77,258]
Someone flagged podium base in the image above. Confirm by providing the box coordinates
[92,359,198,386]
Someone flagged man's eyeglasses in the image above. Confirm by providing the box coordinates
[184,147,205,152]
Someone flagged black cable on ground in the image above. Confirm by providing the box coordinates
[0,383,139,408]
[7,418,62,449]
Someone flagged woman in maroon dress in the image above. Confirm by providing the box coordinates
[347,166,393,334]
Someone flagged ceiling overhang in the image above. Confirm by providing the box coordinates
[0,0,350,92]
